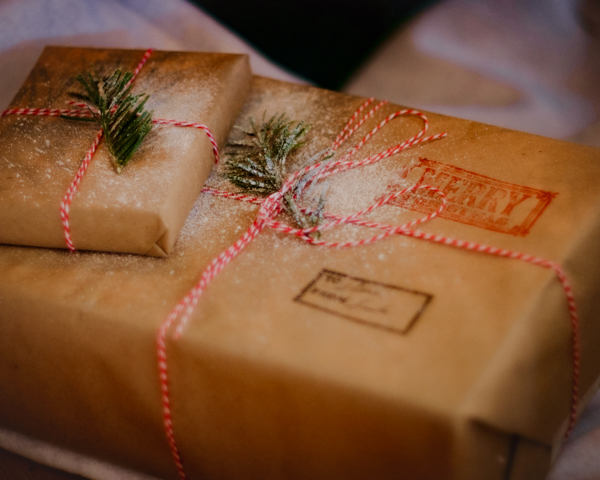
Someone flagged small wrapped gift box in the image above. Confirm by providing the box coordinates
[1,76,600,480]
[0,46,251,256]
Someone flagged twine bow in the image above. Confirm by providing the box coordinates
[158,98,581,480]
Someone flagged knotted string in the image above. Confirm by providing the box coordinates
[0,49,220,252]
[158,98,581,480]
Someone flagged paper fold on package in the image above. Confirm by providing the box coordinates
[1,76,600,480]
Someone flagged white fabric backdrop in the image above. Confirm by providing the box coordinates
[0,0,303,111]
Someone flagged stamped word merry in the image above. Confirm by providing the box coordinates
[387,158,557,236]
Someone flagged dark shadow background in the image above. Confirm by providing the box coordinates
[191,0,438,89]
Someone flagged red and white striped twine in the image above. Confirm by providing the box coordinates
[0,48,219,252]
[158,98,581,479]
[153,118,219,164]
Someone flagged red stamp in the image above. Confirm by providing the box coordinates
[387,158,557,236]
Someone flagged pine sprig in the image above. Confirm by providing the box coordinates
[72,70,153,173]
[224,113,309,194]
[224,113,330,235]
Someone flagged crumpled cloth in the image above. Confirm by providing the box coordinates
[344,0,598,143]
[0,0,303,112]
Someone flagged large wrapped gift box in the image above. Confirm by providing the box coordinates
[1,76,600,480]
[0,46,251,256]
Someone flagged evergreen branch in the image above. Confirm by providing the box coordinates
[74,69,153,173]
[224,113,328,236]
[224,113,310,195]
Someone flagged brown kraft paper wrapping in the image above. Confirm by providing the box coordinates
[1,76,600,480]
[0,46,252,256]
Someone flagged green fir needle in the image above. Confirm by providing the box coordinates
[224,113,328,236]
[70,69,154,173]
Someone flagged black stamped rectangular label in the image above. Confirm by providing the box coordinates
[295,270,432,334]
